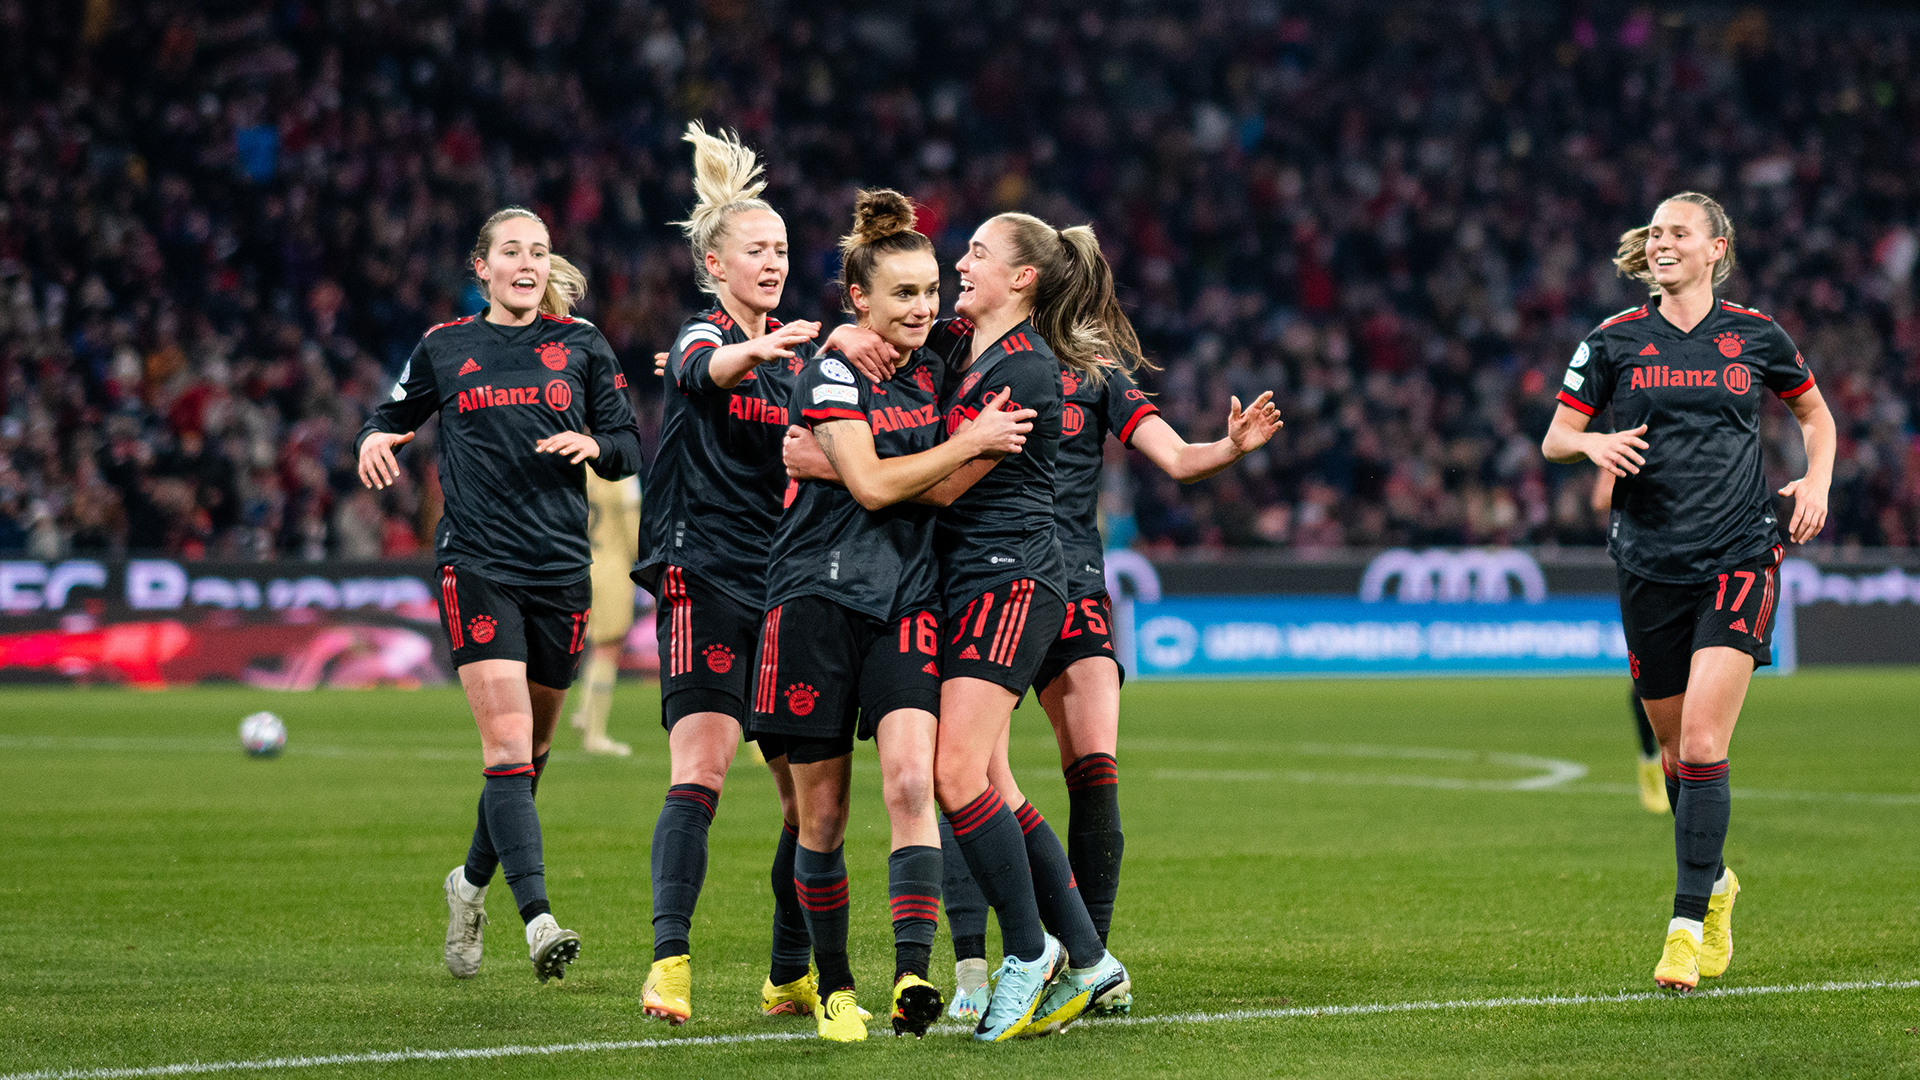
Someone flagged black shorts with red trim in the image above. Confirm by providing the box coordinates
[1620,545,1781,700]
[1032,592,1127,694]
[744,595,942,764]
[940,579,1068,697]
[435,565,591,689]
[653,565,762,728]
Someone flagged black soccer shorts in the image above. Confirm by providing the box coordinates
[940,578,1068,697]
[1033,592,1126,694]
[435,565,591,689]
[744,595,942,764]
[1619,545,1782,700]
[654,565,763,728]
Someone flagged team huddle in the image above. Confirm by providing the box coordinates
[354,121,1833,1042]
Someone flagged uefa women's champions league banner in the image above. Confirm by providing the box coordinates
[1107,549,1800,680]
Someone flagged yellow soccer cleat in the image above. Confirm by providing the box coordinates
[1653,928,1700,992]
[816,987,868,1042]
[890,972,945,1038]
[1699,870,1741,978]
[1637,756,1670,814]
[642,954,692,1025]
[761,968,820,1017]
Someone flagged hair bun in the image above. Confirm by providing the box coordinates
[850,189,919,245]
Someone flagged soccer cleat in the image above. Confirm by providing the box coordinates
[1028,949,1130,1037]
[442,867,487,979]
[816,987,868,1042]
[643,955,693,1024]
[890,972,945,1037]
[526,915,580,983]
[1653,928,1700,992]
[761,968,820,1017]
[1637,756,1670,814]
[974,935,1064,1043]
[948,957,991,1022]
[1699,869,1741,978]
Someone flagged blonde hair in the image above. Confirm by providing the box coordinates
[1613,191,1737,294]
[673,121,776,297]
[468,207,586,317]
[836,189,933,313]
[992,212,1152,381]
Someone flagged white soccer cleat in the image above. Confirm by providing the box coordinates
[443,867,486,979]
[526,913,581,983]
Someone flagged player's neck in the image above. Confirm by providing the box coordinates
[717,294,769,337]
[967,306,1030,363]
[1656,282,1715,333]
[485,301,538,327]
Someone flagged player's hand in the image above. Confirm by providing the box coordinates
[822,324,897,382]
[783,424,840,481]
[1778,476,1829,543]
[956,388,1037,459]
[535,431,601,465]
[357,431,414,490]
[1584,424,1648,477]
[653,351,668,378]
[1227,391,1283,454]
[745,321,821,367]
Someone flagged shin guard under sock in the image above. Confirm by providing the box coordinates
[1673,759,1731,921]
[1663,759,1680,819]
[945,788,1045,962]
[463,791,498,889]
[1014,801,1104,969]
[1064,753,1124,945]
[480,765,548,923]
[939,817,989,962]
[795,844,852,991]
[887,845,942,980]
[768,822,812,985]
[1631,694,1658,759]
[650,783,718,960]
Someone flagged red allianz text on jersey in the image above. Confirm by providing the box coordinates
[871,402,941,433]
[727,391,788,425]
[458,381,572,412]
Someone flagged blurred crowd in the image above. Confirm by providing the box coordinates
[4,0,1919,561]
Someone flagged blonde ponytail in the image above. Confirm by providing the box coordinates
[1614,191,1738,295]
[673,121,776,296]
[993,212,1152,381]
[468,206,587,316]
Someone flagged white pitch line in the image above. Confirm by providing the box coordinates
[5,978,1913,1080]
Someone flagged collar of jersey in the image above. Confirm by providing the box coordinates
[1646,296,1720,338]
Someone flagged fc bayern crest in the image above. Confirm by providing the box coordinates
[1061,370,1081,395]
[786,683,818,715]
[959,371,984,398]
[536,341,571,370]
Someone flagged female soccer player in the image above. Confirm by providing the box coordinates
[357,206,642,983]
[942,372,1282,1022]
[1542,191,1833,991]
[632,123,887,1025]
[927,213,1139,1041]
[748,190,1035,1041]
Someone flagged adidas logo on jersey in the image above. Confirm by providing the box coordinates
[922,661,939,676]
[459,358,482,376]
[1730,618,1749,633]
[1639,343,1659,356]
[959,645,980,660]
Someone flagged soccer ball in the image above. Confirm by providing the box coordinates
[239,711,287,757]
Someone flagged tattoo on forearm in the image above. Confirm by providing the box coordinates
[814,425,839,472]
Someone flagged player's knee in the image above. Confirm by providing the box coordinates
[883,762,935,822]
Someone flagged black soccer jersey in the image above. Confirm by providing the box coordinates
[764,343,957,621]
[635,306,813,608]
[1557,298,1815,583]
[933,320,1068,613]
[1055,362,1159,601]
[356,312,643,586]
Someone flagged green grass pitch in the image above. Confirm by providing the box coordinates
[3,671,1917,1078]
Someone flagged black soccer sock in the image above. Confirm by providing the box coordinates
[939,817,989,962]
[463,790,497,889]
[1673,759,1731,922]
[768,821,812,986]
[796,844,853,992]
[1663,759,1680,819]
[650,783,719,961]
[1631,694,1657,759]
[888,845,942,980]
[480,764,549,923]
[945,788,1046,962]
[1014,800,1105,970]
[530,750,551,799]
[1064,753,1124,946]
